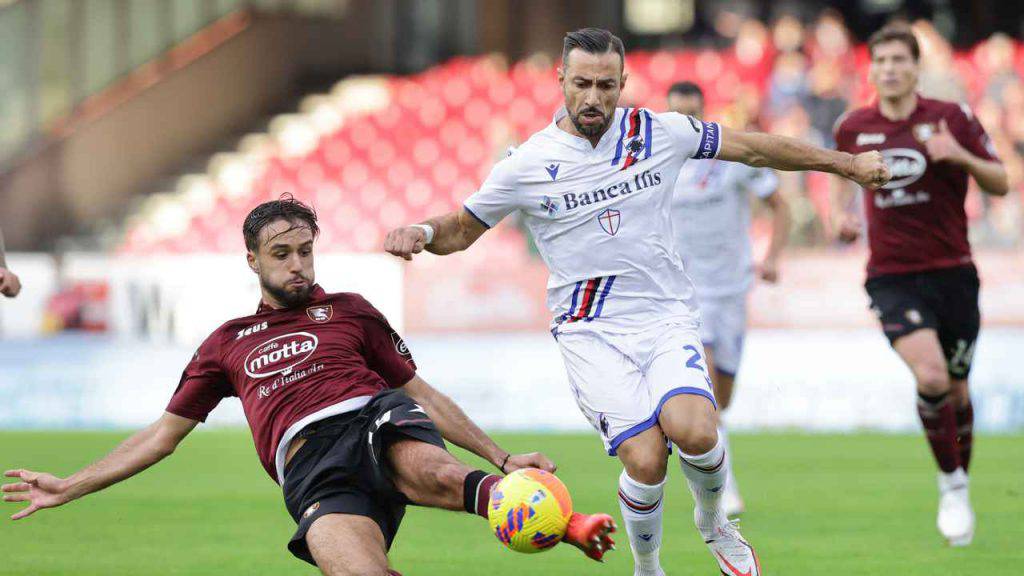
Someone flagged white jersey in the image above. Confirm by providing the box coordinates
[670,159,777,297]
[464,106,722,333]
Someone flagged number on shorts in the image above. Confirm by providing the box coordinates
[683,344,712,387]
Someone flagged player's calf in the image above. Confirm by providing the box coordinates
[388,439,473,510]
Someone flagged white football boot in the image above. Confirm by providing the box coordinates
[698,509,761,576]
[722,469,745,517]
[937,468,975,546]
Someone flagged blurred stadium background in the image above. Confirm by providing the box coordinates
[1,1,1022,574]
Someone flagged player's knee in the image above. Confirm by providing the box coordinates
[625,456,667,485]
[914,363,950,395]
[618,440,668,484]
[674,419,718,456]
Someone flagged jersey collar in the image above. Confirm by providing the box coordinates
[549,106,624,153]
[873,92,922,123]
[255,284,326,314]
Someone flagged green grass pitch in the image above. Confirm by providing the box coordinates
[2,431,1022,575]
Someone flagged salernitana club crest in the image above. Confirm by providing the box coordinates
[306,305,333,323]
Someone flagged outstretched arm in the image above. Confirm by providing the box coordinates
[0,226,21,298]
[3,412,198,520]
[718,126,891,189]
[401,375,555,474]
[384,209,489,260]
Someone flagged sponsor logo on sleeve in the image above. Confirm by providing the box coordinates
[391,332,411,357]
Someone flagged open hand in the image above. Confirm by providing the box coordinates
[383,227,427,261]
[3,469,71,520]
[0,267,21,298]
[848,151,891,189]
[924,119,967,166]
[501,452,557,474]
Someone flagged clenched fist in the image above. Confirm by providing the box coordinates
[384,226,428,261]
[0,267,21,298]
[848,150,891,189]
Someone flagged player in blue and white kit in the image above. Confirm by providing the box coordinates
[386,28,889,576]
[667,81,790,517]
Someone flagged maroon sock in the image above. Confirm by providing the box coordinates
[917,392,962,473]
[463,470,502,518]
[955,400,974,472]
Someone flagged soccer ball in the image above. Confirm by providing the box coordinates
[487,468,573,553]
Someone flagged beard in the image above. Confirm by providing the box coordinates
[570,107,609,138]
[261,275,314,309]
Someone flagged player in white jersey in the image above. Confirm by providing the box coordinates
[385,28,889,576]
[667,81,790,517]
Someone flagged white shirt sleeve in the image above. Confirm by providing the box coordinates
[463,153,520,228]
[658,112,722,160]
[745,167,779,199]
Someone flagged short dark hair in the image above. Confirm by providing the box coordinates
[867,24,920,61]
[242,194,319,252]
[562,27,625,70]
[668,81,704,100]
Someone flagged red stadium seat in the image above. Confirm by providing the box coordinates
[120,41,1023,255]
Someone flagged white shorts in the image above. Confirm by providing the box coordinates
[697,293,748,376]
[554,322,717,456]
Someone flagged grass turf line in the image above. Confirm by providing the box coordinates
[1,431,1022,575]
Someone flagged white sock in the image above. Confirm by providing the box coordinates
[718,424,739,494]
[617,470,666,576]
[679,437,727,537]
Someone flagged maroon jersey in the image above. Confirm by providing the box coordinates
[835,95,999,277]
[166,286,416,482]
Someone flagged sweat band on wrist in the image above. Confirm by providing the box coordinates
[411,224,435,244]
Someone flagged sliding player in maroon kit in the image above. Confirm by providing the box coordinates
[2,197,616,575]
[833,25,1008,547]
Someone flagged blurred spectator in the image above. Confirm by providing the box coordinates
[120,18,1024,256]
[771,14,805,54]
[913,20,967,102]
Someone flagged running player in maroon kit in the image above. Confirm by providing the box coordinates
[832,25,1008,547]
[2,197,616,574]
